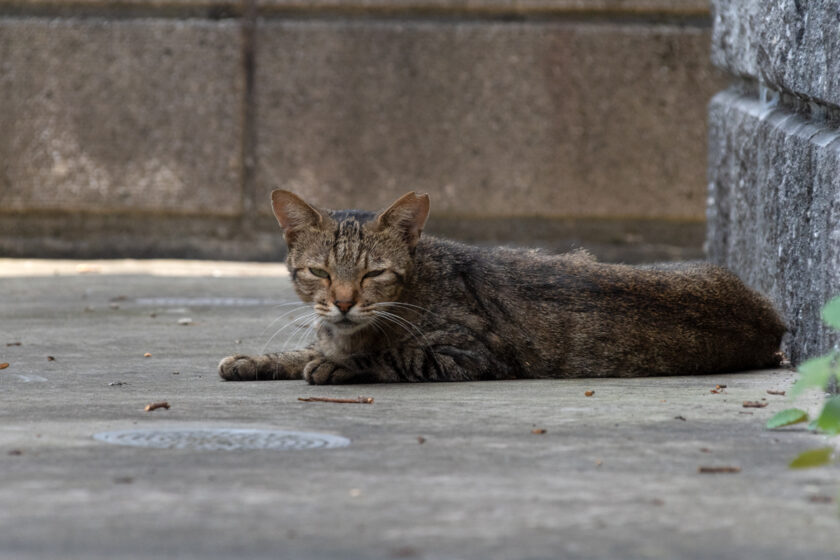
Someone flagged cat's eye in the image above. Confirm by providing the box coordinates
[309,267,330,279]
[362,270,385,280]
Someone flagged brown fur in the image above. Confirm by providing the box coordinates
[219,191,786,384]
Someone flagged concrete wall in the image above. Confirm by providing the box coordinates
[707,0,840,363]
[0,0,723,262]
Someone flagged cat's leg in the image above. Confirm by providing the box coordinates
[218,348,320,381]
[303,343,495,385]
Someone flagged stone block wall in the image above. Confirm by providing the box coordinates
[707,0,840,362]
[1,0,722,262]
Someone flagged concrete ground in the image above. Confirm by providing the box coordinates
[0,259,837,560]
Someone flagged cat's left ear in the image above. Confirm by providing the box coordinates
[375,192,430,247]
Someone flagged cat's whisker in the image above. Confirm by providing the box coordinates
[269,301,313,309]
[284,316,320,351]
[372,310,443,372]
[261,311,319,354]
[368,315,394,346]
[258,305,313,340]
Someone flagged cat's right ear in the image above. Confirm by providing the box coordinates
[270,190,325,244]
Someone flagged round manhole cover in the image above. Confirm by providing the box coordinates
[93,428,350,451]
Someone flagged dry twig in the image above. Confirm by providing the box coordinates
[698,466,741,474]
[297,396,374,404]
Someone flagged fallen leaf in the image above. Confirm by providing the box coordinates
[766,390,786,396]
[584,390,594,397]
[531,429,547,435]
[0,362,9,370]
[789,447,833,469]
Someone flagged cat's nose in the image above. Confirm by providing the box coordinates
[334,300,354,314]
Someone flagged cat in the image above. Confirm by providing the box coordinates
[219,190,786,385]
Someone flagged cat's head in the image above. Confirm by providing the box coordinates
[270,190,430,333]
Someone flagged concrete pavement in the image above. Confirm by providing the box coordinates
[0,259,837,560]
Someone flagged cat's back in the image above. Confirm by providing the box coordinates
[411,238,785,377]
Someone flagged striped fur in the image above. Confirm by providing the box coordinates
[219,191,786,384]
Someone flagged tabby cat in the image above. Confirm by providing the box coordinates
[219,191,785,384]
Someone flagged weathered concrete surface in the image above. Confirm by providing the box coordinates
[0,19,243,214]
[1,259,838,560]
[257,21,722,220]
[711,0,840,108]
[0,0,722,260]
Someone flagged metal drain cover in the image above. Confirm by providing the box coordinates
[93,428,350,451]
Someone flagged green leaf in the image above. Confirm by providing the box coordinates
[766,408,809,429]
[789,447,834,469]
[816,397,840,435]
[821,296,840,330]
[791,353,837,398]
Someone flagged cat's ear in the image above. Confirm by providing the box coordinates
[270,190,325,243]
[375,191,430,247]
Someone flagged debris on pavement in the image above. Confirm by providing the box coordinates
[584,390,594,397]
[674,415,687,421]
[108,381,126,386]
[47,356,55,361]
[0,362,9,370]
[297,396,374,404]
[742,401,768,408]
[5,342,21,346]
[766,390,786,396]
[417,436,426,444]
[144,402,170,411]
[531,428,547,434]
[143,352,152,358]
[698,466,741,474]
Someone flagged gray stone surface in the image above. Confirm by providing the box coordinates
[1,259,838,560]
[0,19,244,214]
[255,0,711,15]
[711,0,840,108]
[256,21,722,221]
[707,87,840,363]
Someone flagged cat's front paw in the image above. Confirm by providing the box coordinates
[218,355,258,381]
[303,358,376,385]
